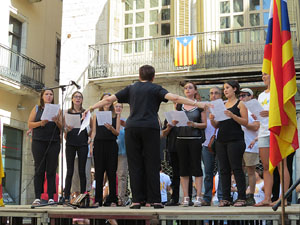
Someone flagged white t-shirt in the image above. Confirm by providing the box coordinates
[254,180,265,204]
[242,111,259,153]
[203,118,218,147]
[160,172,171,203]
[258,91,270,138]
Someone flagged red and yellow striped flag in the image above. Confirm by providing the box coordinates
[262,0,299,173]
[0,118,5,206]
[174,36,197,66]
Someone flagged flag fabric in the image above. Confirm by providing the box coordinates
[262,0,299,173]
[174,35,197,66]
[0,118,5,206]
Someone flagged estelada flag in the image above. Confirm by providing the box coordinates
[174,36,197,66]
[262,0,299,173]
[0,118,5,206]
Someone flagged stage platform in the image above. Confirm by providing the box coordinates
[0,204,299,225]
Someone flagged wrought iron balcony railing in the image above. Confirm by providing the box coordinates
[88,26,300,79]
[0,43,45,90]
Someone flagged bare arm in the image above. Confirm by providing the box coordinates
[209,113,219,129]
[104,114,120,136]
[164,93,207,109]
[192,109,207,129]
[224,101,248,126]
[245,121,260,131]
[89,115,97,156]
[161,123,173,137]
[28,107,48,129]
[90,95,117,112]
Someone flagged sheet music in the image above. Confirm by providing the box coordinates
[65,113,81,129]
[243,99,264,121]
[210,99,230,121]
[78,111,90,135]
[96,111,112,126]
[41,104,60,121]
[164,111,189,127]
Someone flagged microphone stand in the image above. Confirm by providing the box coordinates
[32,83,77,209]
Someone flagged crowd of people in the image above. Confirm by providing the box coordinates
[28,65,298,209]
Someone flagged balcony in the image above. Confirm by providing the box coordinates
[0,43,45,91]
[88,26,300,79]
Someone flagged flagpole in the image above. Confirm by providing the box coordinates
[280,161,285,225]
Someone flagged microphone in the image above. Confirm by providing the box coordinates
[71,81,81,89]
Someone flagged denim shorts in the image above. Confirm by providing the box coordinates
[258,136,270,148]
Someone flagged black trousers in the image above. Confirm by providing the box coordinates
[64,145,88,199]
[125,127,161,203]
[216,140,246,201]
[31,140,60,199]
[93,140,118,205]
[169,152,193,202]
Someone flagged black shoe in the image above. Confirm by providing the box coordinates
[153,203,164,209]
[129,204,141,209]
[189,200,194,206]
[165,199,179,206]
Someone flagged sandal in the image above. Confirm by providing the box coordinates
[129,203,141,209]
[254,200,271,207]
[110,202,117,207]
[233,199,246,207]
[181,197,190,207]
[218,200,232,207]
[32,199,41,206]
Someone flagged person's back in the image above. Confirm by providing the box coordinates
[118,81,168,129]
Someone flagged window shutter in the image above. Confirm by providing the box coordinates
[178,0,190,35]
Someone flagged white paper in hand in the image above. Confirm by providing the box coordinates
[41,104,60,121]
[243,99,264,121]
[164,111,189,127]
[96,111,112,126]
[78,111,90,135]
[210,99,230,121]
[65,113,81,129]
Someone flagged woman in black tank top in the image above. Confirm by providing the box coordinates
[64,91,91,202]
[28,89,62,206]
[90,93,120,207]
[210,80,248,207]
[175,82,207,207]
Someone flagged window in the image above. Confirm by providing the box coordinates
[123,0,171,53]
[219,0,271,45]
[55,38,61,82]
[2,126,23,205]
[233,0,243,12]
[8,16,22,71]
[220,1,230,14]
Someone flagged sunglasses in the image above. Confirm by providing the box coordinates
[239,94,250,98]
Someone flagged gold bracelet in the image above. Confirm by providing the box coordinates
[89,106,94,112]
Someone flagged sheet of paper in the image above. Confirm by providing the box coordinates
[243,99,264,121]
[96,111,112,126]
[164,111,189,127]
[41,104,60,121]
[78,111,90,135]
[210,99,230,121]
[65,113,81,129]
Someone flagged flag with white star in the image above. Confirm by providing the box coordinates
[174,35,197,66]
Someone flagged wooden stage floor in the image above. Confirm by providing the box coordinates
[0,204,299,225]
